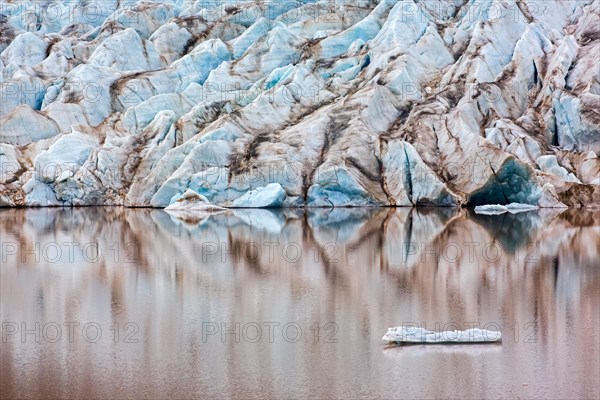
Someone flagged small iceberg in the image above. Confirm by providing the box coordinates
[474,203,539,215]
[165,190,228,223]
[165,189,227,212]
[382,326,502,344]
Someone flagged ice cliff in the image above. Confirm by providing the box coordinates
[1,0,599,208]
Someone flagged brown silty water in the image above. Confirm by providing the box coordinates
[1,207,599,399]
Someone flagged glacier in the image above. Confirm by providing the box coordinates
[0,0,599,208]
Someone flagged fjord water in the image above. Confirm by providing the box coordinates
[1,207,599,399]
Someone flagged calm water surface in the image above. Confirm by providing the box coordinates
[1,207,599,399]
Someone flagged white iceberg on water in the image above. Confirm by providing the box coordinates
[382,326,501,344]
[165,189,227,212]
[474,203,539,215]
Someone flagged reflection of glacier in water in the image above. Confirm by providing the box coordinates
[1,207,599,399]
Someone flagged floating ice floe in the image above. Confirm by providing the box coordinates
[474,203,540,215]
[382,326,502,344]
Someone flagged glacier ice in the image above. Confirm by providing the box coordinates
[0,0,599,208]
[232,183,287,208]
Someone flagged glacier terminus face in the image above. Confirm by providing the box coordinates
[0,0,599,208]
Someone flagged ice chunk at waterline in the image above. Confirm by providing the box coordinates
[474,203,539,215]
[165,189,227,212]
[382,327,502,344]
